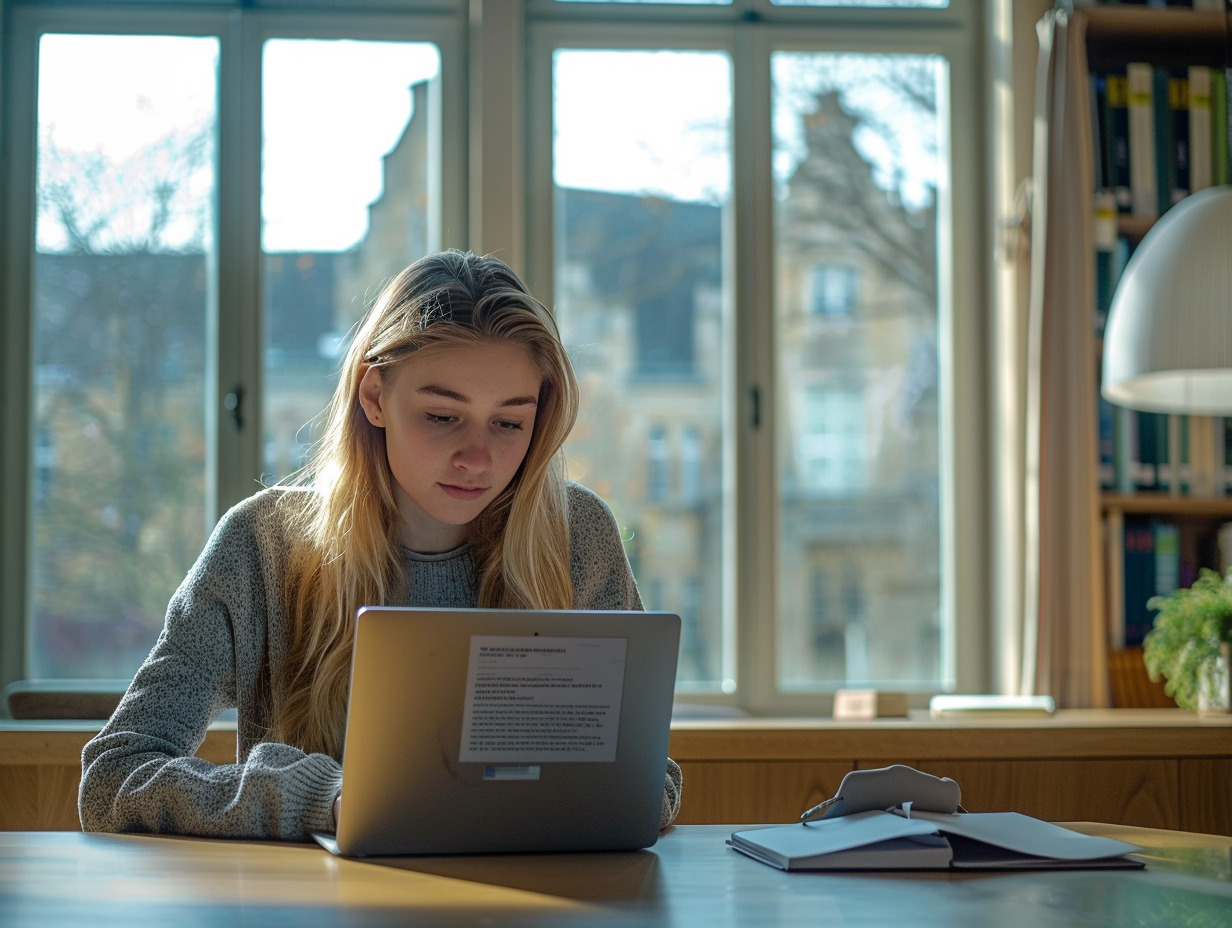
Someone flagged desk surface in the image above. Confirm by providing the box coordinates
[3,823,1231,927]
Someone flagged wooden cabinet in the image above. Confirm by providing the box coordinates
[4,713,1231,835]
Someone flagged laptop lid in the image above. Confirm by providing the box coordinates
[319,606,680,858]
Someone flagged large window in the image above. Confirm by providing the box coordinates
[30,33,218,678]
[3,0,984,714]
[4,3,460,687]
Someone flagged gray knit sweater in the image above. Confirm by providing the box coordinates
[79,482,682,839]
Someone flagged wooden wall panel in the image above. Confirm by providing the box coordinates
[1180,760,1232,837]
[675,761,852,825]
[893,759,1181,831]
[0,765,82,831]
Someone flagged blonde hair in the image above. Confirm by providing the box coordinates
[270,250,580,757]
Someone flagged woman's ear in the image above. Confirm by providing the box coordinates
[357,365,386,427]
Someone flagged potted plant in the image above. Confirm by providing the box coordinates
[1143,568,1232,714]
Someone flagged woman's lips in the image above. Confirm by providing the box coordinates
[440,483,487,500]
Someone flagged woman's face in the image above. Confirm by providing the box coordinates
[358,341,542,553]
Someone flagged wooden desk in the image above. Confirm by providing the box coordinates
[5,710,1232,834]
[1,823,1230,927]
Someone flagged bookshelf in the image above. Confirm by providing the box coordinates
[1077,4,1231,655]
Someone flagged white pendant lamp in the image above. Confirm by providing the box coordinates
[1100,184,1232,415]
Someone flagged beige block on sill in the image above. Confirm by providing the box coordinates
[833,689,909,721]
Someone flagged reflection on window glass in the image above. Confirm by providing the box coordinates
[810,264,859,316]
[261,39,441,481]
[32,34,218,678]
[553,48,733,692]
[772,51,947,691]
[800,386,867,494]
[647,426,670,503]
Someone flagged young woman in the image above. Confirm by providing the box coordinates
[79,250,682,839]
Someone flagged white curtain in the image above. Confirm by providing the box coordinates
[1022,8,1109,707]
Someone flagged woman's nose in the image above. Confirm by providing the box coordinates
[452,429,492,471]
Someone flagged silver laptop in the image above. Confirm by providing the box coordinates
[312,606,681,858]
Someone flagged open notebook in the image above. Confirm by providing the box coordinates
[312,606,680,858]
[729,764,1143,872]
[730,810,1144,871]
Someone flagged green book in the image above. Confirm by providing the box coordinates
[1213,70,1229,187]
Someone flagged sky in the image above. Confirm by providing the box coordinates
[35,32,940,254]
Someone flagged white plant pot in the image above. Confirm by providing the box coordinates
[1197,641,1232,716]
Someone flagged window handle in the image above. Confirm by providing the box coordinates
[224,386,244,431]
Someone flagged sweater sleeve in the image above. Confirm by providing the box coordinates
[79,494,342,840]
[660,757,683,830]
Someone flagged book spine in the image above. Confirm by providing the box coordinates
[1152,66,1175,216]
[1106,508,1126,648]
[1093,190,1118,339]
[1113,405,1137,494]
[1169,71,1190,206]
[1108,236,1136,494]
[1090,74,1110,193]
[1186,414,1223,497]
[1098,395,1117,491]
[1154,520,1181,601]
[1226,418,1232,494]
[1214,70,1229,186]
[1105,70,1133,214]
[1123,519,1156,647]
[1188,67,1213,193]
[1177,414,1190,494]
[1133,411,1164,492]
[1127,63,1158,219]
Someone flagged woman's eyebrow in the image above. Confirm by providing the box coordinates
[417,384,538,408]
[417,384,468,402]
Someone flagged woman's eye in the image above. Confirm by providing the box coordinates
[426,414,457,425]
[495,420,524,432]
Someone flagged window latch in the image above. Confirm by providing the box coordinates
[224,386,244,431]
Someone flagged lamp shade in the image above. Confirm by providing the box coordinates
[1101,184,1232,415]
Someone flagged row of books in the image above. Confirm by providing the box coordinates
[1110,516,1232,648]
[1097,406,1232,496]
[1085,1,1231,653]
[1089,48,1232,499]
[1090,62,1229,222]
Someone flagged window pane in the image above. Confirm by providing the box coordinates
[261,39,441,480]
[31,34,218,678]
[772,52,947,690]
[553,49,733,692]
